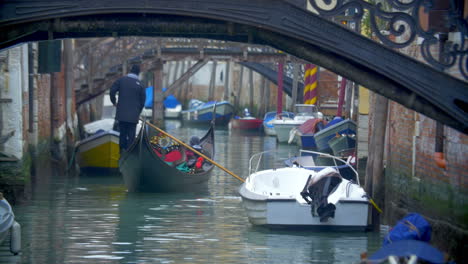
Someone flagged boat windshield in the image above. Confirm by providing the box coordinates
[295,105,318,116]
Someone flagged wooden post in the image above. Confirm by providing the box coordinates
[235,65,244,111]
[208,61,217,101]
[224,61,230,101]
[183,61,192,104]
[366,92,388,231]
[64,39,75,164]
[172,61,180,89]
[152,60,164,125]
[336,77,347,117]
[177,61,186,100]
[277,62,284,118]
[249,68,254,113]
[291,63,299,110]
[264,77,270,114]
[259,75,266,117]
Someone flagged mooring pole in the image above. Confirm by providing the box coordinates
[152,59,164,125]
[277,62,284,118]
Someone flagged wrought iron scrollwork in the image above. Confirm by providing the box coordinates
[308,0,468,80]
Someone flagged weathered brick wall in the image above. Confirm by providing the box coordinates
[317,70,338,103]
[52,70,67,134]
[36,75,52,141]
[385,101,468,261]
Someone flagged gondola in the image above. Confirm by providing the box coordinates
[119,120,215,192]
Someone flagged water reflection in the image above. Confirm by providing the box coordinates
[9,120,383,263]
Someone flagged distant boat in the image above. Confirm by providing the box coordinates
[262,111,294,136]
[239,150,369,230]
[76,94,121,171]
[0,192,21,255]
[119,120,215,192]
[231,117,263,130]
[76,118,120,171]
[141,87,183,119]
[313,118,356,154]
[273,104,322,143]
[181,100,234,126]
[290,118,326,149]
[231,109,263,131]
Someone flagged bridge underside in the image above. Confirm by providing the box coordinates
[0,1,466,133]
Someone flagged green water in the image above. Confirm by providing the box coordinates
[2,120,384,263]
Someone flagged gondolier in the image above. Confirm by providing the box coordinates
[110,64,146,152]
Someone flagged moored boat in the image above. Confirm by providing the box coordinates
[262,111,294,136]
[231,109,263,131]
[291,118,326,149]
[119,120,215,192]
[76,118,120,171]
[181,100,234,126]
[239,150,369,230]
[273,104,322,143]
[231,117,263,130]
[0,192,21,255]
[313,118,356,153]
[141,87,183,119]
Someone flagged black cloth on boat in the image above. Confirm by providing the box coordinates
[301,169,342,222]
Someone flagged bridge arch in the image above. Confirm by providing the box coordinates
[1,0,466,133]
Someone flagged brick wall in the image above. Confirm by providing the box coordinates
[36,75,52,141]
[385,101,468,261]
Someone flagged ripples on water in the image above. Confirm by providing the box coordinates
[6,120,385,263]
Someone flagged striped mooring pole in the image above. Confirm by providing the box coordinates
[303,64,318,105]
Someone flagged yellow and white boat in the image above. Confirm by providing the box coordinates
[76,119,120,171]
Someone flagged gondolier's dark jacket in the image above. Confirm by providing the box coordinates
[110,74,146,123]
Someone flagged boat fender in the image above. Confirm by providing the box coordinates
[10,221,21,255]
[433,152,447,169]
[195,157,204,169]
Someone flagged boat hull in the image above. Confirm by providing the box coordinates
[297,133,317,149]
[314,119,357,151]
[231,118,263,130]
[119,122,214,192]
[273,122,302,143]
[239,166,368,230]
[263,122,277,136]
[76,130,120,170]
[181,101,234,126]
[141,106,182,119]
[240,192,368,230]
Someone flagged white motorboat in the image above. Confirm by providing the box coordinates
[262,111,295,136]
[273,104,322,143]
[0,193,21,255]
[239,151,369,230]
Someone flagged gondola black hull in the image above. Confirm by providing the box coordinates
[119,122,214,192]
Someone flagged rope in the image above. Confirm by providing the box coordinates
[142,119,245,183]
[368,197,383,214]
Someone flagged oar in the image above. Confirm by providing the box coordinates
[142,119,245,183]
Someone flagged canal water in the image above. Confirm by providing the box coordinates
[3,120,386,264]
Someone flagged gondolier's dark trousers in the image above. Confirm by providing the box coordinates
[119,121,137,152]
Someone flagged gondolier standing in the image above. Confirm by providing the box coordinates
[110,64,146,153]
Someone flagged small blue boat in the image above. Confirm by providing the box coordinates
[181,99,234,126]
[313,118,357,152]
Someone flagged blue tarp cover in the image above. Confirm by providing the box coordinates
[383,213,432,246]
[145,86,181,108]
[369,240,444,264]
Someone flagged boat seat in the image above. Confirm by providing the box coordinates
[294,155,316,167]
